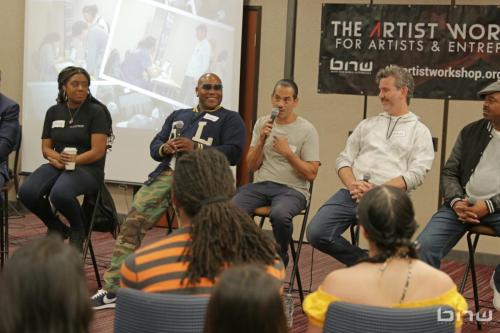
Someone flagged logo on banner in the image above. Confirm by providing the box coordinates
[329,58,373,75]
[318,4,500,99]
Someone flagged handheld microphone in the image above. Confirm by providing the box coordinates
[270,108,279,123]
[173,121,184,138]
[362,173,371,182]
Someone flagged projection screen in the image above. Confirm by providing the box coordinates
[22,0,243,183]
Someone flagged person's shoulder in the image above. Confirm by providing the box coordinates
[46,103,63,114]
[169,108,193,120]
[217,107,238,116]
[136,227,190,255]
[85,102,109,120]
[412,117,432,135]
[174,108,195,114]
[321,266,360,296]
[296,116,316,129]
[123,249,139,269]
[217,108,244,123]
[254,114,268,123]
[461,118,490,133]
[411,260,456,293]
[0,93,18,109]
[86,101,107,113]
[359,114,382,126]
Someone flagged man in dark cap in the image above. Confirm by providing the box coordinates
[418,81,500,309]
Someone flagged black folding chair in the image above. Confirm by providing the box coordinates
[253,182,314,304]
[0,124,21,267]
[82,183,120,288]
[458,224,499,331]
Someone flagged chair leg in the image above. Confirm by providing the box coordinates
[166,208,174,235]
[459,231,479,294]
[0,195,4,268]
[87,238,102,289]
[459,261,469,294]
[466,233,482,330]
[83,190,101,259]
[350,223,359,246]
[83,190,102,289]
[3,189,9,264]
[289,240,304,304]
[287,211,310,305]
[354,224,359,246]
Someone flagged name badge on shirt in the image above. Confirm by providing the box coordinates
[203,113,219,122]
[392,130,405,137]
[52,120,65,128]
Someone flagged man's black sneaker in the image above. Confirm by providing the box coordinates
[90,289,117,310]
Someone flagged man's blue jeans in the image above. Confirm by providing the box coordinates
[306,189,367,266]
[232,181,306,266]
[417,205,500,269]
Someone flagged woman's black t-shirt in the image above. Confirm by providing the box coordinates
[42,101,109,180]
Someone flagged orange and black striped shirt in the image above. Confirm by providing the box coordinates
[120,227,285,295]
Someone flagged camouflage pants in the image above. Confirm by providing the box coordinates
[103,170,173,292]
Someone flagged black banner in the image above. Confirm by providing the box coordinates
[318,4,500,100]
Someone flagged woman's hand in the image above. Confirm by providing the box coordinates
[48,156,65,170]
[59,151,77,165]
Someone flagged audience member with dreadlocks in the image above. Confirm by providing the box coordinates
[303,186,468,333]
[120,149,285,294]
[19,66,113,251]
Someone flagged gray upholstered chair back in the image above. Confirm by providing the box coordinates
[323,301,455,333]
[114,288,209,333]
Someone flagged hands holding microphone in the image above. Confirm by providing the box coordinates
[348,173,374,202]
[162,121,196,155]
[258,108,279,139]
[257,108,293,157]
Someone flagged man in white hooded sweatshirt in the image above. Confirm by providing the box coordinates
[307,65,435,266]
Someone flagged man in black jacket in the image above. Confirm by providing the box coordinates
[418,81,500,306]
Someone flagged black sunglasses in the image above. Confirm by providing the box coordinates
[201,83,223,91]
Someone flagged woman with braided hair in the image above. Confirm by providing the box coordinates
[120,149,284,294]
[304,186,468,333]
[19,66,113,251]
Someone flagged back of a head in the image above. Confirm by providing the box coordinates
[0,236,92,333]
[357,186,418,263]
[173,149,234,217]
[204,265,287,333]
[173,150,277,284]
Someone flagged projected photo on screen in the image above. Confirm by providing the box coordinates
[22,0,243,183]
[100,0,238,120]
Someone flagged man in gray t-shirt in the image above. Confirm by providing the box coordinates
[232,79,320,266]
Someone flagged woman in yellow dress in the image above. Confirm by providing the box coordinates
[303,186,468,333]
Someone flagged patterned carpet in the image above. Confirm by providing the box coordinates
[5,213,500,332]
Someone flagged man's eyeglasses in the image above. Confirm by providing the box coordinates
[201,84,223,91]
